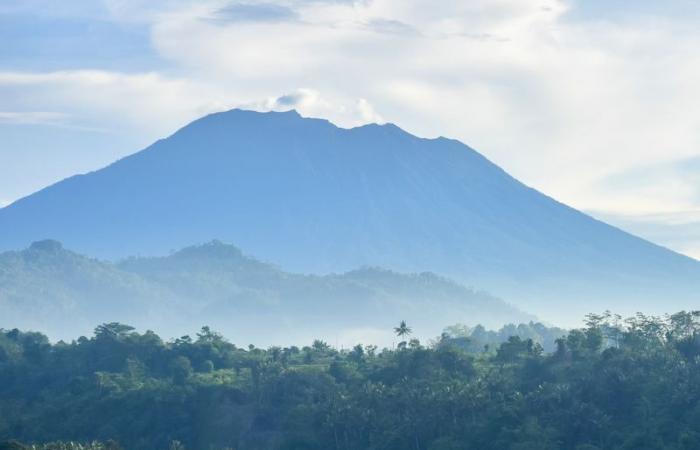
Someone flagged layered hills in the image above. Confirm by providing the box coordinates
[0,240,530,344]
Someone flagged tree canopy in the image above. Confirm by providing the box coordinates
[1,311,699,450]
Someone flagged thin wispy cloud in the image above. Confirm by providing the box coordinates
[210,3,298,24]
[0,111,68,125]
[364,19,420,36]
[0,111,110,132]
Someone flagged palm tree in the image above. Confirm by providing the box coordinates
[394,320,412,338]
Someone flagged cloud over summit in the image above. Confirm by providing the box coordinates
[2,0,700,257]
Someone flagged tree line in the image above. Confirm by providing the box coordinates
[1,311,699,450]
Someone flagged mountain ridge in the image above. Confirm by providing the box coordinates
[0,109,698,322]
[0,239,531,344]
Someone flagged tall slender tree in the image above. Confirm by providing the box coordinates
[394,320,412,338]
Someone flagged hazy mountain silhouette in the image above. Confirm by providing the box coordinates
[0,240,530,344]
[0,109,698,322]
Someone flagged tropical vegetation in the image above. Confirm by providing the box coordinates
[1,311,699,450]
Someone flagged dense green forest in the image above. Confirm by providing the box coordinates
[1,311,699,450]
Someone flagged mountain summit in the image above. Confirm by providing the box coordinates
[0,109,697,322]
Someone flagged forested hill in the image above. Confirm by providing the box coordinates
[0,240,532,344]
[1,311,699,450]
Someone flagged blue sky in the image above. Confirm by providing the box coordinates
[2,0,700,257]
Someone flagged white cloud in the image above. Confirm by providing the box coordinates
[244,88,383,126]
[0,71,383,140]
[4,0,700,255]
[0,70,227,138]
[355,98,383,123]
[0,111,111,133]
[0,111,70,126]
[209,2,299,23]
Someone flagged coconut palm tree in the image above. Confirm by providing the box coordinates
[394,320,412,338]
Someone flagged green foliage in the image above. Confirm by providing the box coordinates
[1,311,699,450]
[443,321,567,353]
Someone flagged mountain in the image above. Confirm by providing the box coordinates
[0,240,531,344]
[0,109,698,322]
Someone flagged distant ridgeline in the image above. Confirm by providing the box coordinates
[0,240,533,344]
[0,109,699,322]
[0,311,698,450]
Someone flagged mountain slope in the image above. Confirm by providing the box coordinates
[0,109,698,321]
[0,240,531,344]
[0,240,175,336]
